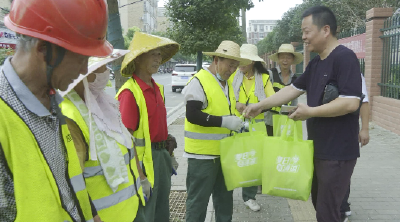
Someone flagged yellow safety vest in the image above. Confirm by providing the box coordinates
[184,69,235,156]
[0,99,94,222]
[270,68,297,107]
[60,95,140,222]
[229,71,272,122]
[116,77,165,204]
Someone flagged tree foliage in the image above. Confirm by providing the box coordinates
[165,0,255,55]
[257,0,399,54]
[124,26,141,49]
[0,48,14,66]
[107,0,127,90]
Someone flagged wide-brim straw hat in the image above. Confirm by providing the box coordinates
[60,49,130,97]
[203,41,251,66]
[240,44,265,65]
[121,32,180,77]
[269,44,303,65]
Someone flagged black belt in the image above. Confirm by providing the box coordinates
[151,141,166,150]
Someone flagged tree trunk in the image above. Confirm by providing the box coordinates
[196,51,203,72]
[241,8,247,42]
[107,0,128,92]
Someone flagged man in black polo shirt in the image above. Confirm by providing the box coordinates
[243,6,362,222]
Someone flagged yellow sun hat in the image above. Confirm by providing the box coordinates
[203,41,251,66]
[121,32,180,77]
[269,44,303,65]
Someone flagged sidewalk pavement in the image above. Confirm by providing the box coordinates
[168,95,400,222]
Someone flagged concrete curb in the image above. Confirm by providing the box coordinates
[167,102,184,118]
[167,102,186,126]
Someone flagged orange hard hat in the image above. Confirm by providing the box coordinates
[4,0,113,57]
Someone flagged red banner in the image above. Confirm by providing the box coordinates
[338,33,366,59]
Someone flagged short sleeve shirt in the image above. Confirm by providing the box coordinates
[118,74,168,142]
[361,74,369,103]
[292,45,362,160]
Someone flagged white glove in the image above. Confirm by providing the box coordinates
[140,178,152,201]
[221,116,244,131]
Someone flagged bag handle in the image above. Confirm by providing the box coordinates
[280,118,301,142]
[239,115,257,134]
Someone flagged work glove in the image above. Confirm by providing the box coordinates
[140,178,152,202]
[221,116,244,131]
[166,134,178,156]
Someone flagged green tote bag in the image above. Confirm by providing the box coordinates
[220,120,267,191]
[263,118,314,201]
[273,115,303,140]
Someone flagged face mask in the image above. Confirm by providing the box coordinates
[215,62,225,81]
[88,70,110,97]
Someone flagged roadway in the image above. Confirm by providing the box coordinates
[105,72,185,113]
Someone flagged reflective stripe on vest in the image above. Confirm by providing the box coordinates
[134,138,146,147]
[92,184,137,211]
[0,99,93,222]
[184,69,235,156]
[184,131,229,140]
[84,150,135,177]
[116,78,165,204]
[70,174,87,192]
[60,95,139,221]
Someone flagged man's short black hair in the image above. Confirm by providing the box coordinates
[302,6,337,37]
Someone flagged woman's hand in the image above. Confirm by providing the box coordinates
[236,102,247,114]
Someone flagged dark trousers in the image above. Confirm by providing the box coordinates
[186,158,233,222]
[144,148,172,222]
[133,203,146,222]
[311,158,357,222]
[242,186,258,201]
[340,184,351,213]
[266,125,273,137]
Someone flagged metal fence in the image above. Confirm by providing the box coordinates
[338,26,366,75]
[295,44,303,75]
[379,14,400,100]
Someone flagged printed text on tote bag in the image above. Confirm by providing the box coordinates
[276,155,300,173]
[235,150,257,167]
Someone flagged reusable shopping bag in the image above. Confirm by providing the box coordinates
[263,118,314,201]
[220,120,267,191]
[244,118,267,134]
[273,115,302,140]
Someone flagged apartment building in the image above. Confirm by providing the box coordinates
[119,0,158,34]
[247,20,278,44]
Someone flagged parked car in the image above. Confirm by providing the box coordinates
[202,62,211,69]
[171,64,197,92]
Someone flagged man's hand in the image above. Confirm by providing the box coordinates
[221,116,243,131]
[236,102,246,114]
[242,103,262,119]
[288,103,313,121]
[93,215,103,222]
[359,129,370,147]
[171,155,179,171]
[166,134,177,156]
[140,178,152,201]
